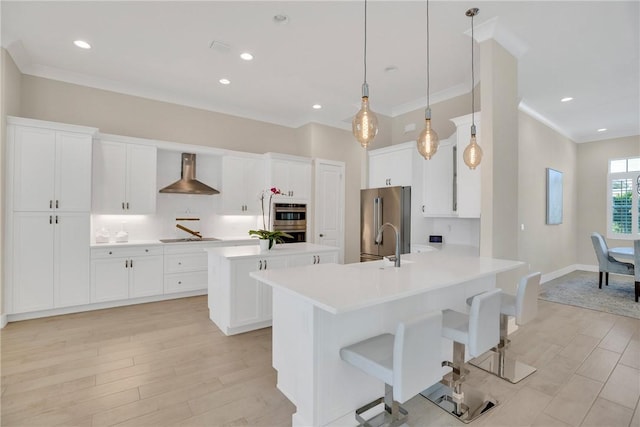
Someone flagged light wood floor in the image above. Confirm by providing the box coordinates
[1,296,638,426]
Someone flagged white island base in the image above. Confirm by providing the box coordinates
[205,243,339,336]
[251,252,523,426]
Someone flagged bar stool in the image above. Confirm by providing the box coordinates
[339,311,443,427]
[421,289,502,423]
[469,272,541,383]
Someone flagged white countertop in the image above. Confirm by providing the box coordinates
[91,237,255,248]
[250,251,523,314]
[205,242,339,259]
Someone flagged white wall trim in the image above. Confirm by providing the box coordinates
[1,314,8,329]
[5,290,206,324]
[540,264,598,284]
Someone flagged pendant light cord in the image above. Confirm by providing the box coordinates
[364,0,368,86]
[471,10,475,128]
[426,0,430,108]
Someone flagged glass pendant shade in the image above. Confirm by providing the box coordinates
[463,129,483,170]
[417,115,439,160]
[352,92,379,148]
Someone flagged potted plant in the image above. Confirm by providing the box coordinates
[249,229,293,250]
[249,187,292,250]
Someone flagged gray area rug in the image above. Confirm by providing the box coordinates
[539,270,639,319]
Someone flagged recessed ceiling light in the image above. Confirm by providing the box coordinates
[240,52,254,61]
[73,40,91,49]
[560,97,573,102]
[273,14,289,24]
[219,78,231,85]
[597,128,607,132]
[312,104,322,110]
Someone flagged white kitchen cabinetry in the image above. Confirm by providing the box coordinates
[91,246,164,303]
[92,137,157,214]
[206,243,340,335]
[164,243,210,294]
[230,257,288,328]
[12,126,93,212]
[6,117,96,315]
[12,213,90,312]
[422,138,457,217]
[451,113,481,218]
[266,153,312,200]
[368,143,414,188]
[287,251,338,267]
[221,155,265,214]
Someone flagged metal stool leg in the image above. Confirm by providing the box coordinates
[421,342,498,423]
[469,314,537,384]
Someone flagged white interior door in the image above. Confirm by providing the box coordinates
[314,159,345,263]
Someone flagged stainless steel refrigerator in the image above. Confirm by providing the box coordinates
[360,186,411,262]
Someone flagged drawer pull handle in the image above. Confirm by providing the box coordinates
[264,260,268,270]
[125,260,128,268]
[258,260,262,270]
[178,281,182,285]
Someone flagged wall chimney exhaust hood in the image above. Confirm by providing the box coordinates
[159,153,219,195]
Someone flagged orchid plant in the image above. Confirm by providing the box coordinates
[248,187,292,248]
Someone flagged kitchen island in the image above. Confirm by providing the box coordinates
[250,251,523,427]
[205,242,339,336]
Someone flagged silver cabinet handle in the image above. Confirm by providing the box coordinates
[126,202,130,210]
[122,202,125,210]
[55,215,58,224]
[264,259,268,270]
[422,205,425,212]
[130,259,133,268]
[125,260,129,268]
[258,260,263,270]
[49,200,53,209]
[56,200,59,209]
[49,215,52,224]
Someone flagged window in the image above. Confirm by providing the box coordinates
[607,157,640,239]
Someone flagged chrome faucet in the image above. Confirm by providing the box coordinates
[375,222,401,267]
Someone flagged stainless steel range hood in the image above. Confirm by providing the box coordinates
[159,153,219,195]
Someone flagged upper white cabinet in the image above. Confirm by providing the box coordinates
[452,113,481,218]
[266,153,312,200]
[11,123,93,212]
[221,155,265,214]
[422,138,457,217]
[368,143,414,188]
[92,137,157,214]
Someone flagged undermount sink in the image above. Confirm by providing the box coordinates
[159,237,221,243]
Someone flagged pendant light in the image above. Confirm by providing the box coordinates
[352,0,379,148]
[463,7,483,170]
[416,0,440,160]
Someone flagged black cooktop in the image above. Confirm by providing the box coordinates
[159,237,221,243]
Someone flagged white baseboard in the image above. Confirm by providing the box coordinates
[1,314,7,329]
[541,264,598,284]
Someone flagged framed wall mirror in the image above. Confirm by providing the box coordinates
[546,168,563,225]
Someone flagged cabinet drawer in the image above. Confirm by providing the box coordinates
[91,245,164,259]
[164,252,208,273]
[164,271,207,294]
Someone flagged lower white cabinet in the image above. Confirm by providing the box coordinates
[287,252,338,267]
[207,244,340,335]
[163,244,210,294]
[11,212,90,313]
[230,257,287,328]
[91,246,163,303]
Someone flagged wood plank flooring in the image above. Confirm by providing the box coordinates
[1,296,638,426]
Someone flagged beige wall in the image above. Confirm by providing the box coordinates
[518,112,578,274]
[1,48,23,319]
[20,76,304,156]
[391,90,477,145]
[577,135,640,265]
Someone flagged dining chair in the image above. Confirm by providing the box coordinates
[634,240,639,302]
[590,232,634,288]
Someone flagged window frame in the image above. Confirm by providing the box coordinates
[606,157,640,240]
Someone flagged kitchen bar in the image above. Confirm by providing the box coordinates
[251,251,523,426]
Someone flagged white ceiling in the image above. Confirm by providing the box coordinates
[2,1,638,143]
